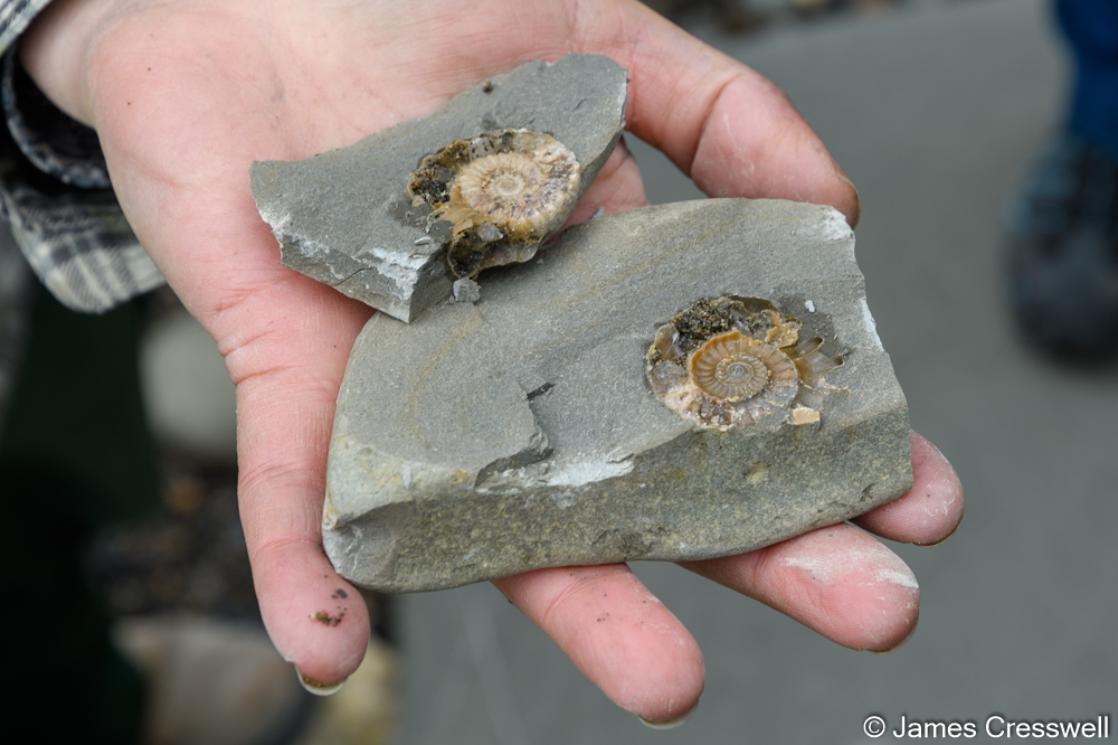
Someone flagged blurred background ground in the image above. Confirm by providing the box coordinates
[1,0,1114,743]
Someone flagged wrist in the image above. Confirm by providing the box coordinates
[18,0,123,127]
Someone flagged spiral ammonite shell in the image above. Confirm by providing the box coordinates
[691,332,775,401]
[406,129,581,278]
[644,296,844,431]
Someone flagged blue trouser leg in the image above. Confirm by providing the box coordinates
[1056,0,1118,158]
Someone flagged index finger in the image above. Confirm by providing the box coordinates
[573,0,859,222]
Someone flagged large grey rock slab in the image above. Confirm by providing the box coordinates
[323,199,912,592]
[251,55,628,322]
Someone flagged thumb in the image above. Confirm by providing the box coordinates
[92,117,375,684]
[221,277,374,687]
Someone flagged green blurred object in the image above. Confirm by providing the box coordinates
[1,280,160,523]
[1,280,159,742]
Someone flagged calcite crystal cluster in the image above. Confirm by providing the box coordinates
[251,56,912,593]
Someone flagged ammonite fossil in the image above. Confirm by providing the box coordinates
[645,296,844,431]
[406,129,581,279]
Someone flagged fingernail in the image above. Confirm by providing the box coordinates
[833,162,857,191]
[831,160,861,226]
[916,513,963,547]
[638,711,692,730]
[296,667,347,696]
[869,610,920,655]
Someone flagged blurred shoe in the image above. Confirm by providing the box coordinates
[1006,135,1118,363]
[115,614,398,745]
[139,299,237,466]
[115,614,314,745]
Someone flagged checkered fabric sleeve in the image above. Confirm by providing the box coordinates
[0,0,164,313]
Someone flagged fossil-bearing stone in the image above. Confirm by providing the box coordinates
[324,199,912,592]
[250,55,628,322]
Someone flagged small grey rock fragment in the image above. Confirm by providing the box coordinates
[250,55,628,322]
[451,278,481,304]
[324,199,912,592]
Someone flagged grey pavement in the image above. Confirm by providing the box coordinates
[394,1,1118,743]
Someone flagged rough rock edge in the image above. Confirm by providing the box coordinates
[251,54,629,322]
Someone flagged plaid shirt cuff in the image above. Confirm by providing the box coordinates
[0,1,164,313]
[0,0,49,51]
[0,233,29,428]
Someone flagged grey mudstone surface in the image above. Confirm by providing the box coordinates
[250,55,628,322]
[323,199,912,592]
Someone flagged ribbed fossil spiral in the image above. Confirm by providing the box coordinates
[644,296,844,431]
[690,332,777,401]
[406,129,580,278]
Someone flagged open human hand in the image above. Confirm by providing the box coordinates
[24,0,963,724]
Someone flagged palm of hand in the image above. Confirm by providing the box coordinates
[64,0,961,722]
